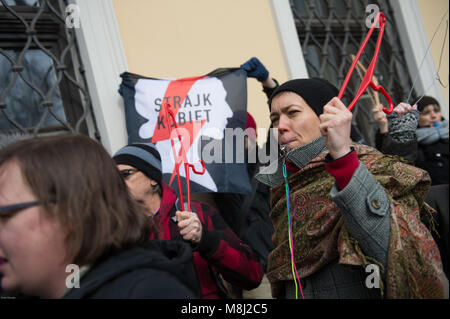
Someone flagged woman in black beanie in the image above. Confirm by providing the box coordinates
[256,78,447,299]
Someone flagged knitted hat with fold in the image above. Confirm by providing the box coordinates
[113,143,162,186]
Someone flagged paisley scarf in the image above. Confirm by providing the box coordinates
[265,143,446,298]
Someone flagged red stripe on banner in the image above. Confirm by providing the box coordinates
[151,75,209,190]
[151,75,207,143]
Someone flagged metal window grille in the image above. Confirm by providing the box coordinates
[291,0,416,146]
[0,0,99,140]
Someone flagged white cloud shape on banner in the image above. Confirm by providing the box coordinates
[133,77,233,192]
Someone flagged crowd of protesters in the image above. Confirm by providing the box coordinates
[0,57,448,299]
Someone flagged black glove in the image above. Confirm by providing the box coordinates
[240,57,269,82]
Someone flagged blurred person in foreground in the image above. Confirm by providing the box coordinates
[0,134,198,299]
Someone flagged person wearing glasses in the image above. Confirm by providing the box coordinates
[113,143,264,299]
[0,135,198,299]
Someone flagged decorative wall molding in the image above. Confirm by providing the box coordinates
[269,0,309,79]
[73,0,129,153]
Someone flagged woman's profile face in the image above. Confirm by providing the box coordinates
[0,161,69,298]
[270,91,322,150]
[419,104,442,127]
[117,164,155,204]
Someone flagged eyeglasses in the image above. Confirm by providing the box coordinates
[120,168,139,179]
[0,200,40,217]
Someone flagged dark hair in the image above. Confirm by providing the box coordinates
[0,132,32,150]
[0,134,151,265]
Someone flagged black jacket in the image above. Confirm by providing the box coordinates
[63,240,199,299]
[416,138,449,185]
[213,161,274,271]
[423,184,449,278]
[375,130,418,163]
[375,131,449,186]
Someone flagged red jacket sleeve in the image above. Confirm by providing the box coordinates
[192,201,264,290]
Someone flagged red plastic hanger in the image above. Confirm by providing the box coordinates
[338,12,394,114]
[163,103,206,212]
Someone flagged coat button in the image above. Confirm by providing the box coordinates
[372,199,381,209]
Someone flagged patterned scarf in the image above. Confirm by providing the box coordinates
[267,143,446,298]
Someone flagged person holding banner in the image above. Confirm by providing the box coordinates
[114,143,264,299]
[256,78,448,299]
[241,57,279,98]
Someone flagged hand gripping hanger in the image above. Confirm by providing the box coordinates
[338,12,394,114]
[162,103,206,212]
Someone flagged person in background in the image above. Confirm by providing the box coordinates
[0,135,198,299]
[372,98,449,283]
[0,132,32,150]
[113,143,264,299]
[416,96,449,279]
[241,57,279,170]
[0,132,33,299]
[373,102,419,163]
[211,110,275,299]
[424,183,449,278]
[416,96,449,186]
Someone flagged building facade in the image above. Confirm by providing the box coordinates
[0,0,448,153]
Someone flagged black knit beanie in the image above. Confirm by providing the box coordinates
[269,78,339,116]
[417,96,440,113]
[113,143,162,187]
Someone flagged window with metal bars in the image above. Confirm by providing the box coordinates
[0,0,99,139]
[290,0,416,146]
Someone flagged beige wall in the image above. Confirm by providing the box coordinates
[417,0,449,110]
[112,0,289,146]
